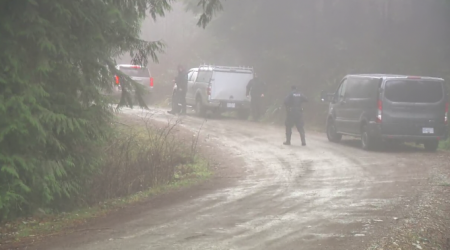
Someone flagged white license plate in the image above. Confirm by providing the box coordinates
[422,127,434,134]
[227,103,236,108]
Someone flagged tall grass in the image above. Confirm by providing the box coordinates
[0,116,210,245]
[85,116,202,204]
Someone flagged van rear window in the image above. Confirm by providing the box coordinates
[385,80,443,103]
[120,68,150,78]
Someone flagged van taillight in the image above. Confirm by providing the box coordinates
[445,103,449,125]
[115,75,120,85]
[150,77,154,87]
[207,85,211,96]
[377,100,382,123]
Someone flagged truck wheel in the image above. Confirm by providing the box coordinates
[237,109,250,120]
[423,140,439,152]
[195,98,206,117]
[326,119,342,142]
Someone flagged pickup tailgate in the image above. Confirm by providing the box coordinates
[210,71,253,102]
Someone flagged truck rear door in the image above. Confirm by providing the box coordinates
[210,70,253,105]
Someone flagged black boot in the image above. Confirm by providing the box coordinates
[284,133,291,145]
[301,136,306,146]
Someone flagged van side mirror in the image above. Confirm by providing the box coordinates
[320,91,334,102]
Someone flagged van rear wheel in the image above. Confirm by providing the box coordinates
[423,140,439,152]
[327,119,342,142]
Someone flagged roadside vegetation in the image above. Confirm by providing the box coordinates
[0,114,211,246]
[0,0,220,222]
[0,0,220,246]
[438,138,450,150]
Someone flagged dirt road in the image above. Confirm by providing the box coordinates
[36,108,448,250]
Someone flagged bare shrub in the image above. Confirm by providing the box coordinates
[86,115,200,204]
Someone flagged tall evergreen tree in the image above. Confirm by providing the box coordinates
[0,0,220,220]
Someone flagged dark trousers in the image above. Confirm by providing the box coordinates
[285,113,306,144]
[171,91,179,113]
[171,90,186,114]
[251,97,262,120]
[179,91,186,114]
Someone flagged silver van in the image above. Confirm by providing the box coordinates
[321,74,448,151]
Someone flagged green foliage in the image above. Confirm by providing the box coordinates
[195,0,223,28]
[0,0,220,221]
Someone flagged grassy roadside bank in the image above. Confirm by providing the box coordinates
[0,115,212,249]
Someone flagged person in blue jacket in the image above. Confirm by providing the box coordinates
[284,85,308,146]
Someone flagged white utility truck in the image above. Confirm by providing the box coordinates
[174,65,254,118]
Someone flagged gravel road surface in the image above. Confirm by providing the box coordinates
[33,108,447,250]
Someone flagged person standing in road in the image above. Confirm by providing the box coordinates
[168,65,188,115]
[283,85,308,146]
[246,72,266,120]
